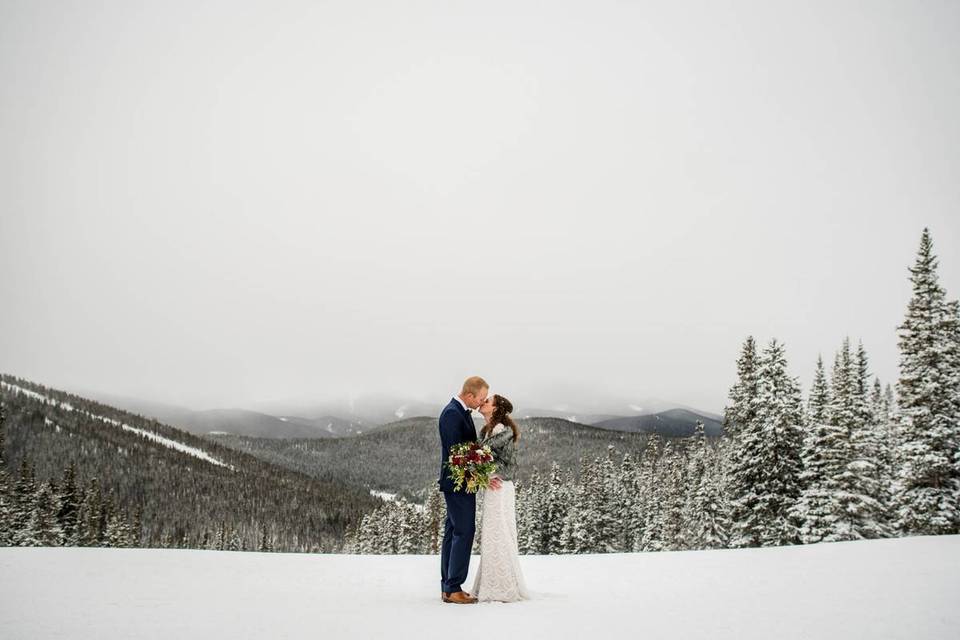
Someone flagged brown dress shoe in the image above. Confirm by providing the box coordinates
[441,591,450,602]
[445,590,478,604]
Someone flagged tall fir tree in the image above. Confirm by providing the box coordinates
[728,338,804,547]
[55,462,81,546]
[12,458,40,546]
[792,354,845,543]
[724,336,760,439]
[893,228,960,535]
[846,340,888,538]
[682,421,731,549]
[638,434,666,552]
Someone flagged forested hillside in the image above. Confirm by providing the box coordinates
[208,415,659,499]
[0,375,378,552]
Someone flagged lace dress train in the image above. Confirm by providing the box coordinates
[471,480,530,602]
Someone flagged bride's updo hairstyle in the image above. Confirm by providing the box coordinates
[481,393,521,443]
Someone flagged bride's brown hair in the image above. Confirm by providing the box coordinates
[480,394,520,443]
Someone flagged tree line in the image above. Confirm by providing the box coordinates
[350,228,960,553]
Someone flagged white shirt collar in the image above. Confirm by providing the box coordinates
[453,395,469,412]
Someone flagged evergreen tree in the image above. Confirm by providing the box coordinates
[893,228,960,535]
[596,447,621,551]
[728,338,804,547]
[395,500,418,554]
[79,478,104,546]
[258,523,271,552]
[543,462,569,554]
[849,341,888,538]
[618,453,642,552]
[659,440,688,550]
[227,526,243,551]
[724,336,760,438]
[35,480,64,546]
[423,489,445,555]
[12,458,40,546]
[682,421,730,549]
[55,462,81,546]
[792,354,844,543]
[519,470,546,553]
[638,434,666,552]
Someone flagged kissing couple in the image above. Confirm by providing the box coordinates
[437,376,530,604]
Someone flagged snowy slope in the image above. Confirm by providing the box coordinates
[0,380,234,470]
[1,536,958,640]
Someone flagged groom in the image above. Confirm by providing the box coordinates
[438,376,501,604]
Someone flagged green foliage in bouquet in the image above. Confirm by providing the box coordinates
[445,441,497,493]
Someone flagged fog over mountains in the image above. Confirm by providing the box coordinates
[79,388,722,439]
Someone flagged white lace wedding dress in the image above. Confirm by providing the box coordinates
[470,423,530,603]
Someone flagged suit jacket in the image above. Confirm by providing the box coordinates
[437,397,478,492]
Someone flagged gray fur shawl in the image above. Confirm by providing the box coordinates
[479,422,519,482]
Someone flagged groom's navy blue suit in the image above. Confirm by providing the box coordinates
[438,397,478,594]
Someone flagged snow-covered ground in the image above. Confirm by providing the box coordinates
[1,536,958,640]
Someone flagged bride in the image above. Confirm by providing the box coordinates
[471,393,530,603]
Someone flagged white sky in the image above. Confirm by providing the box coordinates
[1,1,958,413]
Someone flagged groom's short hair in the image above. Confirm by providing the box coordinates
[461,376,489,395]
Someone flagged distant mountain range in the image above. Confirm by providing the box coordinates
[80,390,724,440]
[593,409,724,438]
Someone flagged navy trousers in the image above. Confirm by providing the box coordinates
[440,489,476,593]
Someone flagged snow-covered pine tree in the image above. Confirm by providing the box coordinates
[869,377,897,532]
[681,421,725,549]
[729,338,804,547]
[724,336,760,439]
[575,457,603,553]
[78,477,104,547]
[516,475,536,554]
[517,470,544,553]
[792,354,844,544]
[597,446,622,552]
[558,498,578,554]
[227,526,243,551]
[55,462,81,546]
[638,433,666,552]
[560,470,590,554]
[35,480,64,546]
[849,341,888,538]
[423,489,445,555]
[724,335,763,548]
[681,421,706,547]
[132,503,143,548]
[894,228,960,535]
[105,507,131,548]
[215,520,227,551]
[659,439,688,550]
[396,500,419,554]
[618,452,642,552]
[356,511,375,554]
[12,458,40,546]
[258,524,271,552]
[544,462,569,554]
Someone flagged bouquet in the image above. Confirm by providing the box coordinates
[445,441,497,493]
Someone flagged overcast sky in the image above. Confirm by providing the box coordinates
[1,1,958,414]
